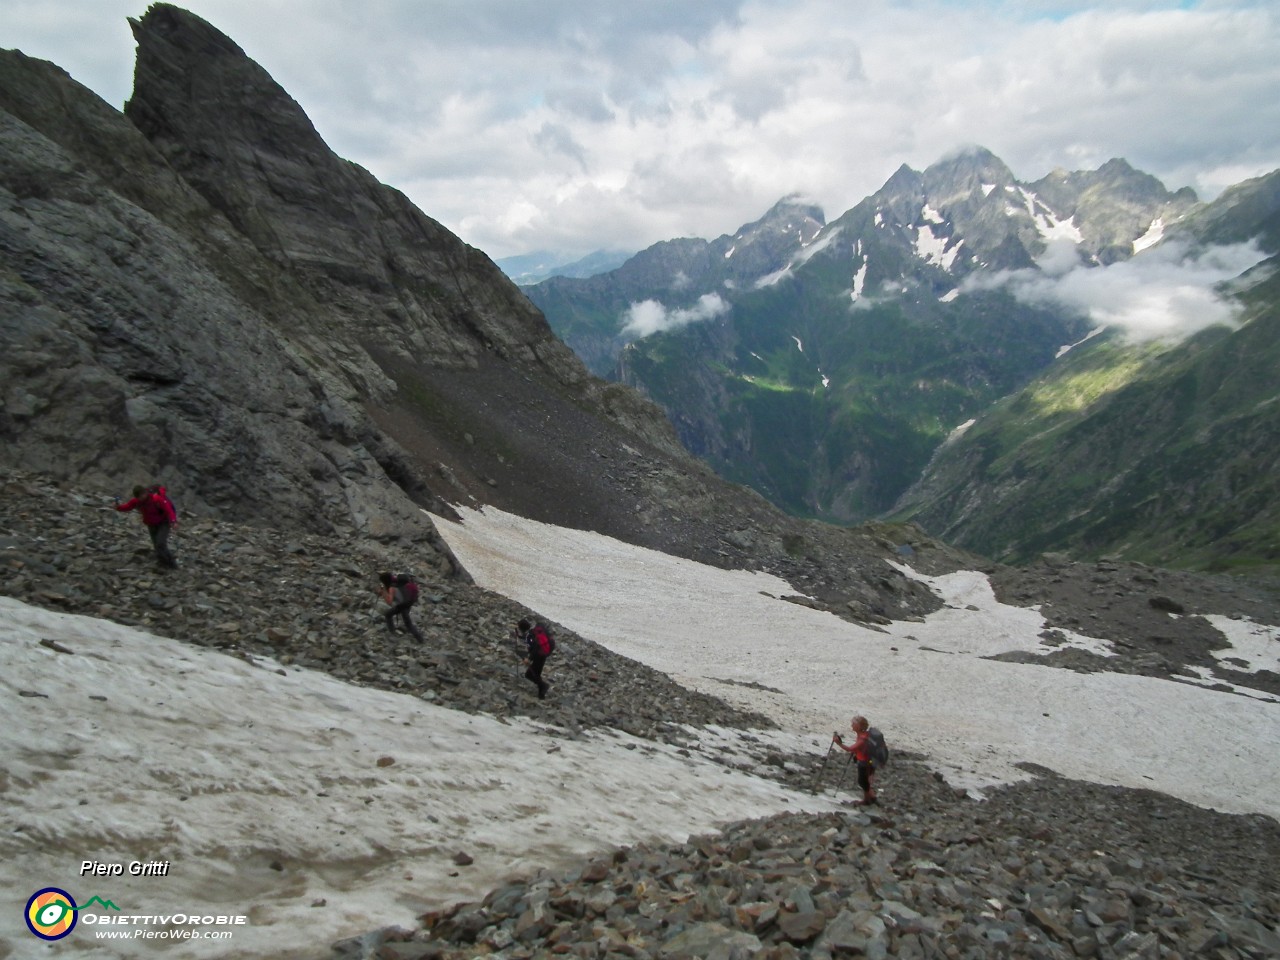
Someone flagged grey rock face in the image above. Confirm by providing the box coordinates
[0,47,444,544]
[4,5,934,622]
[0,16,971,628]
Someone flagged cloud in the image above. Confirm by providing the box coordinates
[965,239,1270,341]
[4,1,1280,259]
[621,293,730,338]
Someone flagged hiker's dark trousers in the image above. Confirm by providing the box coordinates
[857,760,875,793]
[525,653,547,690]
[385,600,424,641]
[147,521,176,568]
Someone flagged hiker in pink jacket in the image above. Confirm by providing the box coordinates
[116,484,178,568]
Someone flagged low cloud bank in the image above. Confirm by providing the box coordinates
[621,293,729,338]
[965,240,1269,341]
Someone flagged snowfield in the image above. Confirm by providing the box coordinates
[3,504,1278,958]
[432,506,1280,814]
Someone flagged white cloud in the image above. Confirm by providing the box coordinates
[621,292,730,337]
[966,239,1270,341]
[3,2,1280,259]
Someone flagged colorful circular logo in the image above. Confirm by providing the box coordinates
[26,887,78,941]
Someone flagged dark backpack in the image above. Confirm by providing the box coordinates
[867,727,889,768]
[394,574,419,604]
[531,624,555,657]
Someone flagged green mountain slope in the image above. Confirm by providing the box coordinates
[620,267,1086,522]
[611,149,1191,523]
[891,170,1280,573]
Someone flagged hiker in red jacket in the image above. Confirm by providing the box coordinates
[115,483,179,568]
[833,715,878,806]
[379,572,425,642]
[515,618,553,700]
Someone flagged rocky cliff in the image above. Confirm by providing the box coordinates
[0,4,964,621]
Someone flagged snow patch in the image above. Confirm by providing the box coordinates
[1204,616,1280,675]
[1133,218,1165,254]
[852,257,869,301]
[914,225,962,271]
[0,597,837,959]
[434,505,1280,821]
[1055,325,1106,358]
[1017,187,1083,244]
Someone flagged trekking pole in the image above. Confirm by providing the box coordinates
[834,749,856,792]
[810,737,838,793]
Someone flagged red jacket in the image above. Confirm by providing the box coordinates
[839,730,871,762]
[117,487,177,526]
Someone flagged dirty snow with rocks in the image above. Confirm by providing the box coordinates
[3,503,1279,959]
[432,507,1280,817]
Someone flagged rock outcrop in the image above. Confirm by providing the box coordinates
[0,4,985,623]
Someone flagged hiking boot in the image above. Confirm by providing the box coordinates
[538,680,549,700]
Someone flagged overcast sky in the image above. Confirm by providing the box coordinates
[4,1,1280,260]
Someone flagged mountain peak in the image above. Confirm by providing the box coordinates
[728,194,825,246]
[923,146,1016,199]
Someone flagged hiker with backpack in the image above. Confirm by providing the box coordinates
[514,618,554,700]
[115,483,179,568]
[379,571,425,642]
[833,715,885,806]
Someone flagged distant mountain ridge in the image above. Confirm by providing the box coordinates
[497,248,634,285]
[524,196,825,375]
[530,148,1210,531]
[890,169,1280,575]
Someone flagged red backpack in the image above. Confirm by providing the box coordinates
[394,574,419,604]
[531,624,555,657]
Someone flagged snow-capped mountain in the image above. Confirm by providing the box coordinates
[531,148,1198,529]
[523,196,825,376]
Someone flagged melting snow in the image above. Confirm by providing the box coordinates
[434,505,1280,817]
[852,257,869,301]
[8,505,1280,959]
[914,225,962,271]
[1,597,836,959]
[1055,325,1107,358]
[1133,218,1165,254]
[1205,616,1280,675]
[1016,187,1084,244]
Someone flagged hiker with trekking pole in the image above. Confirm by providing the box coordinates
[378,571,425,641]
[833,715,884,806]
[512,618,555,700]
[114,483,179,568]
[812,716,889,805]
